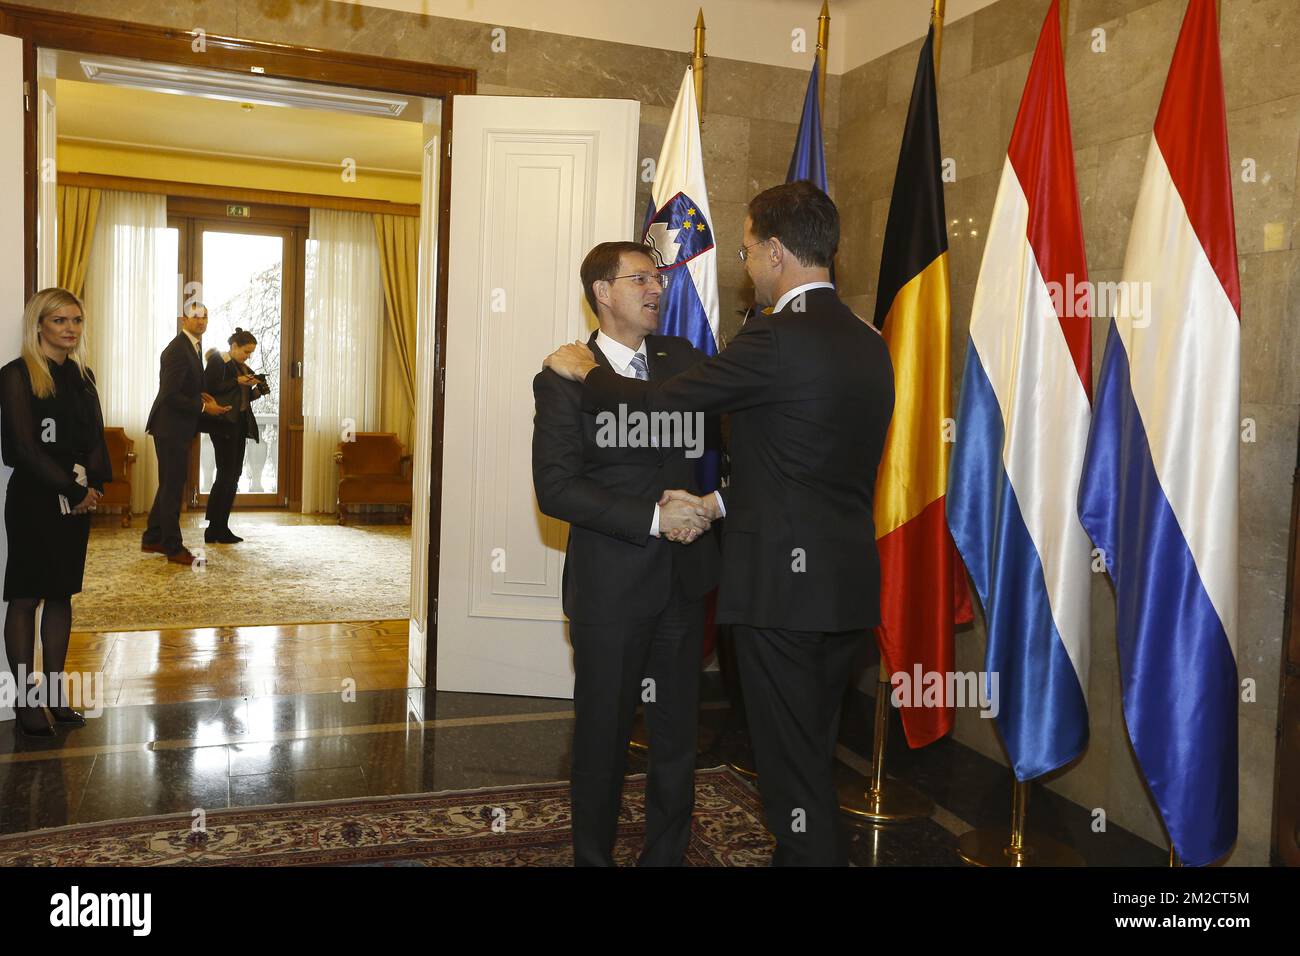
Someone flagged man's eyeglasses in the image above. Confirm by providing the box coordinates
[611,272,670,289]
[738,239,769,262]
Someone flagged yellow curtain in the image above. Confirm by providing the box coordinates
[56,186,101,298]
[373,214,418,449]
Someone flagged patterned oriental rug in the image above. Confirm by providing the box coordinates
[71,520,411,631]
[0,768,773,867]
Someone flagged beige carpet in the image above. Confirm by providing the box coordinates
[72,515,411,632]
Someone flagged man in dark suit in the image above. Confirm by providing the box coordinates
[533,240,721,866]
[141,303,229,564]
[544,182,895,866]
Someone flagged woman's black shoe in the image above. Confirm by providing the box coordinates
[50,707,85,726]
[14,707,55,737]
[204,530,242,544]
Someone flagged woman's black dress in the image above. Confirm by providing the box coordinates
[0,357,111,600]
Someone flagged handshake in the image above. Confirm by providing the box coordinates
[659,488,722,545]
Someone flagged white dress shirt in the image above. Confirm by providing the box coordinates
[594,330,725,536]
[595,329,647,378]
[595,332,663,536]
[182,329,204,412]
[771,280,836,315]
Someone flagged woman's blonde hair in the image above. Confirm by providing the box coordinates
[22,288,91,399]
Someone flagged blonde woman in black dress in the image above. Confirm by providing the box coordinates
[0,289,110,737]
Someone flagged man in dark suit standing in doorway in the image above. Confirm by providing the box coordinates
[142,303,229,564]
[544,182,895,866]
[533,241,721,866]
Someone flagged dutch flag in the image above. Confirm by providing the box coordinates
[1078,0,1239,866]
[947,0,1093,782]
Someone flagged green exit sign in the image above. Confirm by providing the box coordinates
[226,204,251,218]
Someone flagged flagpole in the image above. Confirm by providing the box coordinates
[693,10,706,119]
[837,676,934,826]
[931,0,946,80]
[817,1,830,115]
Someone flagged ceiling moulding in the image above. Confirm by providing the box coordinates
[58,136,422,177]
[78,56,412,118]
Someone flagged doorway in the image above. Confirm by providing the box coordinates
[0,2,473,710]
[169,207,305,511]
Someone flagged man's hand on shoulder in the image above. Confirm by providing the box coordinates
[543,341,598,382]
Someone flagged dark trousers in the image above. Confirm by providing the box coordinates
[142,436,190,554]
[734,625,865,867]
[569,584,703,867]
[206,428,247,532]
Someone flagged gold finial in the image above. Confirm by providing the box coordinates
[816,1,830,114]
[692,9,706,116]
[931,0,946,80]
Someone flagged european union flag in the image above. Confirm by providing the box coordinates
[787,58,827,192]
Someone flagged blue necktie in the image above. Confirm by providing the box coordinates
[629,353,658,447]
[629,352,648,381]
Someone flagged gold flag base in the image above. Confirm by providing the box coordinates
[835,677,929,823]
[726,757,757,780]
[837,774,933,824]
[956,778,1084,866]
[628,713,649,753]
[956,827,1084,867]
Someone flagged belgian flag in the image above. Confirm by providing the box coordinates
[871,24,973,748]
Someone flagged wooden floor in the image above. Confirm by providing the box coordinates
[60,620,414,708]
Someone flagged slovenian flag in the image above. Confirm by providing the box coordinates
[873,25,973,749]
[1077,0,1239,866]
[947,0,1093,779]
[641,66,720,491]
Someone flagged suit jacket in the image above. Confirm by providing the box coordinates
[146,333,210,441]
[0,357,112,504]
[204,352,266,443]
[583,287,895,632]
[533,331,721,625]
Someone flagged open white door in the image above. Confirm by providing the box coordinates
[35,48,55,289]
[0,31,27,721]
[407,99,442,688]
[437,95,639,697]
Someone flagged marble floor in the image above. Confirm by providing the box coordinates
[0,673,1168,866]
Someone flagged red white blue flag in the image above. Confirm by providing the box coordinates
[1078,0,1239,866]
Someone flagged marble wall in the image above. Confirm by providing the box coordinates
[837,0,1297,866]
